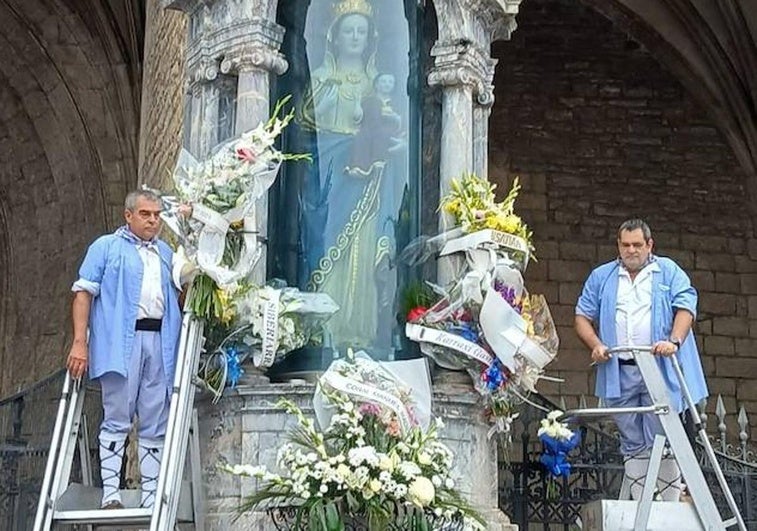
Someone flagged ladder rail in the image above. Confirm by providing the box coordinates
[669,354,747,531]
[50,378,86,504]
[150,313,203,531]
[43,377,86,530]
[157,319,203,530]
[33,374,73,530]
[608,346,744,531]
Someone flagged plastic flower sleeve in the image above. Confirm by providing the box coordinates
[232,286,339,367]
[314,351,431,434]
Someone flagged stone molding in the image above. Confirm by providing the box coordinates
[220,44,288,76]
[428,41,496,107]
[185,16,287,82]
[462,0,521,41]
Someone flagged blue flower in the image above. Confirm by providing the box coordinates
[539,431,581,479]
[454,322,479,343]
[225,346,244,389]
[482,359,507,392]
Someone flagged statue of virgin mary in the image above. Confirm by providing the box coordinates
[299,0,397,352]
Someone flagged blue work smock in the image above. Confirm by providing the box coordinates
[73,232,182,389]
[576,256,708,412]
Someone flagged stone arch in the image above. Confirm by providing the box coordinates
[0,0,143,395]
[579,0,757,226]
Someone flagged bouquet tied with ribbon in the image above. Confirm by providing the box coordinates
[404,173,560,444]
[223,351,485,530]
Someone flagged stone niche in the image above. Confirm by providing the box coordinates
[197,382,516,530]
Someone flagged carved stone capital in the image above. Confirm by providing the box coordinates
[220,45,288,75]
[182,6,287,81]
[434,0,523,45]
[428,41,497,107]
[187,58,220,85]
[462,0,522,41]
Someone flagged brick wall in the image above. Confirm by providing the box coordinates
[488,0,756,432]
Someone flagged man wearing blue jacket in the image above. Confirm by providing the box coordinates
[66,190,187,510]
[575,219,708,501]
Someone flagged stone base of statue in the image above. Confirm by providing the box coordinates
[196,381,517,530]
[238,363,270,386]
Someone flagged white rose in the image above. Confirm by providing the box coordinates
[418,452,432,466]
[408,477,435,507]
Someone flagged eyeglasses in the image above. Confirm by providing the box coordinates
[133,209,163,221]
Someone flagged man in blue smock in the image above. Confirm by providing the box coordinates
[66,190,189,509]
[575,219,708,501]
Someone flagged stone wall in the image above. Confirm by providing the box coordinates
[0,0,142,396]
[139,0,188,188]
[488,0,756,432]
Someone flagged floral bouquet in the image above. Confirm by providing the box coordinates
[223,353,484,530]
[198,284,339,401]
[537,410,581,498]
[439,173,535,269]
[404,173,560,444]
[162,96,310,323]
[314,351,432,437]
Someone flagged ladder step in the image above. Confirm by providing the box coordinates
[53,508,152,526]
[52,482,195,524]
[560,405,668,423]
[581,500,704,530]
[723,517,739,527]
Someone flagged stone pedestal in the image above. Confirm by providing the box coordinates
[196,382,516,530]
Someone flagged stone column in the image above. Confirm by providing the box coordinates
[473,83,495,178]
[186,66,221,159]
[220,23,288,285]
[163,0,287,285]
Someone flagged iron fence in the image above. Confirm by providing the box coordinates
[0,370,102,531]
[500,393,757,530]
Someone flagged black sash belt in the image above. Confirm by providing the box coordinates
[618,358,637,366]
[135,318,162,332]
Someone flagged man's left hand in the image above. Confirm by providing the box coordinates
[652,340,678,357]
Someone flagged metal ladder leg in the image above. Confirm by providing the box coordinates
[633,434,665,531]
[33,374,74,531]
[669,356,746,531]
[160,319,203,530]
[150,314,204,531]
[34,375,86,531]
[634,350,737,531]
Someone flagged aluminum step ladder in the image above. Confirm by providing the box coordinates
[33,312,206,531]
[564,346,746,531]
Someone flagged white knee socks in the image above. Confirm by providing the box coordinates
[99,433,127,507]
[623,454,650,501]
[657,453,682,501]
[139,439,164,508]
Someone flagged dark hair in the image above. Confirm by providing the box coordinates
[617,218,652,241]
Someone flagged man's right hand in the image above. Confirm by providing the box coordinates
[66,341,88,379]
[591,343,610,364]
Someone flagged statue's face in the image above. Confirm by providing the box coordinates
[375,74,395,95]
[335,14,369,57]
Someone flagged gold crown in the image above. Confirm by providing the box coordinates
[333,0,373,18]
